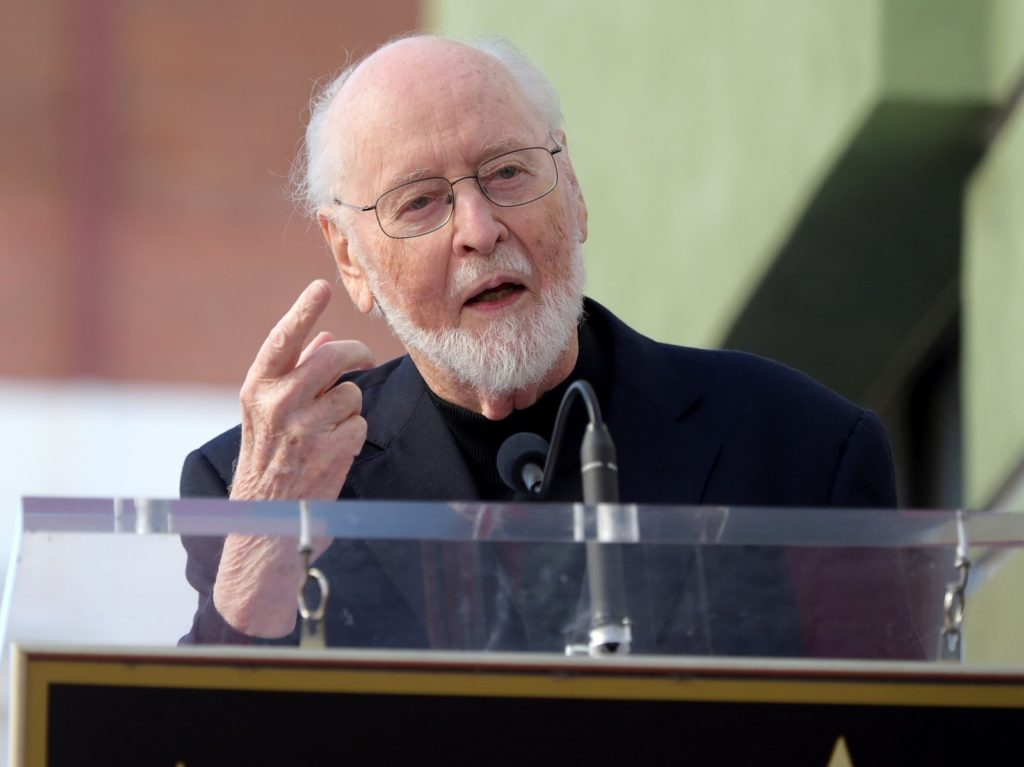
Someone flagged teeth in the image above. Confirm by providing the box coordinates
[478,285,516,302]
[473,284,519,303]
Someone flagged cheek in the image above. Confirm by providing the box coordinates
[530,205,575,281]
[373,241,450,311]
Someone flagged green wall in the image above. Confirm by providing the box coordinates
[988,0,1024,100]
[882,0,991,101]
[964,78,1024,508]
[429,0,882,348]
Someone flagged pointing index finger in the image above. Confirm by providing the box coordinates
[251,280,333,379]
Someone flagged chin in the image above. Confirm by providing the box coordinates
[373,244,586,395]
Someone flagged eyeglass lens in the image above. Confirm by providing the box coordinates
[374,147,557,238]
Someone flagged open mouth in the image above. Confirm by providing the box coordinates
[465,282,526,306]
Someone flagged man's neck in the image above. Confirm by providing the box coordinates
[411,336,579,420]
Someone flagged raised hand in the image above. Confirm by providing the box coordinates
[230,279,374,501]
[214,280,374,636]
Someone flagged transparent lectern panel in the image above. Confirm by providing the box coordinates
[3,498,1023,664]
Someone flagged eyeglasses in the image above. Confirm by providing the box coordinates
[333,142,563,239]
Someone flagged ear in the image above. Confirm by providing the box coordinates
[318,210,376,315]
[553,130,589,244]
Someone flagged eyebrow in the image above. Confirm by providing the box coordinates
[384,167,433,189]
[381,137,536,190]
[478,136,527,158]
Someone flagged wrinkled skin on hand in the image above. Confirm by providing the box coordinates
[231,279,373,501]
[214,279,375,636]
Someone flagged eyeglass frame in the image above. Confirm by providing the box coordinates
[332,138,564,239]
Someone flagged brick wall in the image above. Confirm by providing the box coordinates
[1,0,418,384]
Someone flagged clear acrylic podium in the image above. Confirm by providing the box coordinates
[4,498,1023,764]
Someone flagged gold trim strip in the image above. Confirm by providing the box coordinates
[25,658,1024,708]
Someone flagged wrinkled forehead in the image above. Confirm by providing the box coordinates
[330,41,546,190]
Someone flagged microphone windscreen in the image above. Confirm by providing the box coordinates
[497,432,550,493]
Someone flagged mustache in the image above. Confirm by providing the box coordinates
[447,248,534,299]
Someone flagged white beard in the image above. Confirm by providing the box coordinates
[364,245,586,395]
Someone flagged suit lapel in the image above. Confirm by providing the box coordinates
[346,355,478,502]
[344,355,479,635]
[591,304,723,646]
[610,393,722,505]
[593,301,721,505]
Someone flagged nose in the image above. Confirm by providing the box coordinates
[449,177,507,256]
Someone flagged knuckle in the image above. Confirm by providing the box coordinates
[239,382,262,410]
[338,380,363,405]
[266,325,290,354]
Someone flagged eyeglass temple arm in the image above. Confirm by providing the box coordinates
[333,199,376,212]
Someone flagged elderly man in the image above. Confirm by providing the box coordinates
[182,35,903,653]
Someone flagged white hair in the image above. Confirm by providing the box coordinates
[292,35,566,221]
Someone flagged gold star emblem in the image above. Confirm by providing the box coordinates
[826,735,853,766]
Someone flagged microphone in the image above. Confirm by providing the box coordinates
[497,381,620,501]
[497,432,549,496]
[495,380,630,656]
[581,421,619,505]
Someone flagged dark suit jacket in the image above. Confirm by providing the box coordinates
[181,300,918,656]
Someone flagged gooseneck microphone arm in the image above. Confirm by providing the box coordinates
[496,380,631,655]
[521,380,616,501]
[496,380,608,499]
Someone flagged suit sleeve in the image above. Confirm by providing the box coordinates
[827,410,898,508]
[792,410,924,658]
[180,446,232,498]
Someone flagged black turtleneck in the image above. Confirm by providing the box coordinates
[426,316,610,501]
